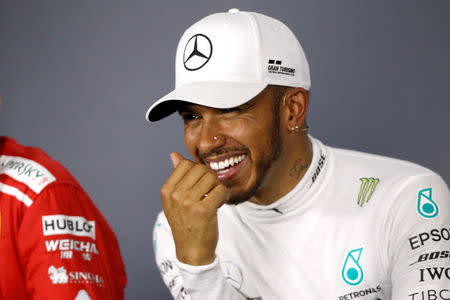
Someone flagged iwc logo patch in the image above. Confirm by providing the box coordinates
[183,34,212,71]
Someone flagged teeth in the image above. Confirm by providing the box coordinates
[209,155,246,171]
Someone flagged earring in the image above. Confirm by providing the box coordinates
[289,126,300,134]
[213,136,218,141]
[289,125,309,135]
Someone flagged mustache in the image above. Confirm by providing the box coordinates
[200,147,248,161]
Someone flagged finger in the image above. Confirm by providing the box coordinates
[202,183,229,209]
[170,152,184,169]
[188,171,220,201]
[175,164,211,194]
[163,158,195,194]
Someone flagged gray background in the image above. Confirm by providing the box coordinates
[1,0,449,298]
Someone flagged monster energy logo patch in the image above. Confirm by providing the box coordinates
[357,178,379,206]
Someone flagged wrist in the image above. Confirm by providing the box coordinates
[176,250,216,266]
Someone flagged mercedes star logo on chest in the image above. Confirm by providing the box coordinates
[183,34,213,71]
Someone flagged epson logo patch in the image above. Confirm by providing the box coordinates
[42,215,96,240]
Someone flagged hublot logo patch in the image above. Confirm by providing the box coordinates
[42,215,96,240]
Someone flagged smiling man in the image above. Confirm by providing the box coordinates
[148,9,450,300]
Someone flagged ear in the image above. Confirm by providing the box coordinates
[281,88,309,131]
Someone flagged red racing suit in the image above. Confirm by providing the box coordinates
[0,136,127,299]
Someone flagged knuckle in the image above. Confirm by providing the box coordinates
[181,199,191,209]
[161,185,171,198]
[171,188,184,201]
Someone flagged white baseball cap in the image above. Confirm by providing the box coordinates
[146,8,310,122]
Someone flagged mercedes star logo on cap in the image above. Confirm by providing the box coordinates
[183,34,212,71]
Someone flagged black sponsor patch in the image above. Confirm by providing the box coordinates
[267,59,295,76]
[419,267,450,282]
[408,289,450,300]
[339,285,382,300]
[312,154,326,184]
[409,226,450,250]
[159,260,174,275]
[409,250,450,266]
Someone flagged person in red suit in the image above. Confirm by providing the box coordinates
[0,96,127,299]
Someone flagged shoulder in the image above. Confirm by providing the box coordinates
[332,145,433,176]
[325,142,442,188]
[315,138,448,215]
[0,136,80,201]
[323,140,449,223]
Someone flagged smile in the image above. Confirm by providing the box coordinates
[209,154,246,171]
[206,154,247,181]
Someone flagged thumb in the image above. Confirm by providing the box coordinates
[170,152,185,168]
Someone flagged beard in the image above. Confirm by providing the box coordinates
[225,101,282,205]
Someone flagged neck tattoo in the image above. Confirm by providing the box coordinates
[289,158,307,179]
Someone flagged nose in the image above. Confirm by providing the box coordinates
[197,118,225,154]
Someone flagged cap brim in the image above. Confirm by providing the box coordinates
[146,81,268,122]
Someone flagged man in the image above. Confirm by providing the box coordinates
[0,95,127,299]
[148,9,449,300]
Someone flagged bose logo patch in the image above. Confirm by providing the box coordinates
[42,215,96,240]
[0,155,56,194]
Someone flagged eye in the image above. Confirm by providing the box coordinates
[180,112,201,124]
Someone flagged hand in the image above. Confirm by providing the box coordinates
[161,152,228,266]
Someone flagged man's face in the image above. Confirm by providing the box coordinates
[179,88,282,205]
